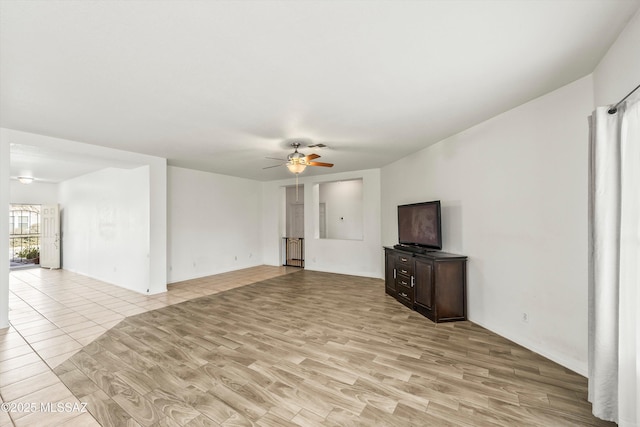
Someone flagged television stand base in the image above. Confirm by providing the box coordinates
[384,246,467,323]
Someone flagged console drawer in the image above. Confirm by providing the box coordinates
[395,275,411,289]
[395,255,413,276]
[396,283,413,308]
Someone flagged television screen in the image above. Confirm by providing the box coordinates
[398,201,442,249]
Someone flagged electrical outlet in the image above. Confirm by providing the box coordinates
[522,312,529,323]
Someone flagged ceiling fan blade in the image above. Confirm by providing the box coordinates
[307,161,333,167]
[265,157,286,161]
[305,153,320,161]
[262,163,285,169]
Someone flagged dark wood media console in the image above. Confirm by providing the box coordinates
[384,246,467,323]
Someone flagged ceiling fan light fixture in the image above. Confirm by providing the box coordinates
[287,161,306,174]
[18,176,34,184]
[287,148,307,174]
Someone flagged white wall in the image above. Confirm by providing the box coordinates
[0,139,9,328]
[319,179,364,240]
[2,128,168,295]
[381,75,594,375]
[593,8,640,106]
[263,169,381,278]
[148,159,167,294]
[59,166,152,292]
[10,181,58,205]
[167,166,263,283]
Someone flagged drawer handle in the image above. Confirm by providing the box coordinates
[400,257,408,262]
[399,292,408,298]
[400,269,408,274]
[400,280,408,286]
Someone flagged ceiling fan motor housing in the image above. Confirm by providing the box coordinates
[288,151,306,165]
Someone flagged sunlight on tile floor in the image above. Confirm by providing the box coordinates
[0,265,297,426]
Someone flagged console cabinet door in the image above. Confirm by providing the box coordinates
[384,250,397,295]
[434,260,466,320]
[414,257,434,311]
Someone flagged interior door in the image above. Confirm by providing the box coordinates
[40,204,60,269]
[291,204,304,238]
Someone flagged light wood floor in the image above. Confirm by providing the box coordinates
[0,266,296,426]
[3,268,610,426]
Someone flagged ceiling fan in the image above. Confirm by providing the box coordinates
[264,142,333,174]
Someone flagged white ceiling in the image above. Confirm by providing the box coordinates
[1,0,638,182]
[9,143,145,184]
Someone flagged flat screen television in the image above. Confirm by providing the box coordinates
[397,201,442,250]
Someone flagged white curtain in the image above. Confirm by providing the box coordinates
[588,90,640,427]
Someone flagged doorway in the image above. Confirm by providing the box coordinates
[284,185,304,267]
[9,204,41,269]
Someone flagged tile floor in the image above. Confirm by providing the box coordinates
[0,265,297,426]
